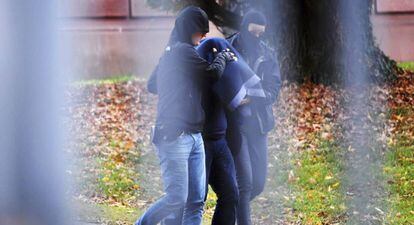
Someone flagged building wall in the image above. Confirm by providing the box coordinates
[60,0,414,79]
[60,0,223,79]
[61,18,175,79]
[372,0,414,62]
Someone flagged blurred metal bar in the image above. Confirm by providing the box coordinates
[0,1,69,224]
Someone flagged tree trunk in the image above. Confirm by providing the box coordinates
[147,0,398,85]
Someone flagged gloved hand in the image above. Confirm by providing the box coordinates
[213,48,238,62]
[206,47,237,79]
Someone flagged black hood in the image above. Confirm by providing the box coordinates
[168,6,209,46]
[240,10,267,33]
[239,10,267,59]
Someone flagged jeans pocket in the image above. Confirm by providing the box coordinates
[158,132,188,146]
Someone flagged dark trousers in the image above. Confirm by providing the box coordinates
[163,137,239,225]
[233,127,268,225]
[205,138,239,225]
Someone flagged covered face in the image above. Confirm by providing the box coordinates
[240,10,267,40]
[168,6,209,46]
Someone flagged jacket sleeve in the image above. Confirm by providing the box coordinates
[181,45,227,79]
[147,65,158,94]
[261,60,282,105]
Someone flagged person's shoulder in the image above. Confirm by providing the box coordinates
[171,42,197,54]
[259,41,277,60]
[226,32,240,45]
[164,41,186,50]
[259,41,274,54]
[173,42,194,49]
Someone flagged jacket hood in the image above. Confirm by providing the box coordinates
[239,10,267,59]
[168,6,210,46]
[240,10,267,33]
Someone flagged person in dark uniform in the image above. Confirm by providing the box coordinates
[200,67,239,225]
[227,10,282,225]
[162,36,267,225]
[136,6,235,225]
[197,38,263,225]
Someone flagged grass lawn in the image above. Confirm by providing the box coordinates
[385,144,414,224]
[385,71,414,224]
[73,201,141,225]
[384,107,414,224]
[289,141,346,225]
[69,71,414,225]
[398,62,414,72]
[74,200,214,225]
[72,75,136,86]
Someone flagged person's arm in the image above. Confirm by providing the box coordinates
[181,45,234,79]
[261,60,282,105]
[147,65,158,94]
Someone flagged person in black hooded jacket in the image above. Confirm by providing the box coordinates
[227,10,282,225]
[135,6,235,225]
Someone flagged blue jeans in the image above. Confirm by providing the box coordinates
[135,132,206,225]
[163,137,239,225]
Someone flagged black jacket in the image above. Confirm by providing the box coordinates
[147,6,228,142]
[201,76,227,141]
[227,33,282,133]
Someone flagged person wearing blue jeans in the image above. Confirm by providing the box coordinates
[136,132,206,225]
[161,61,240,225]
[162,134,239,225]
[136,6,235,225]
[162,36,275,225]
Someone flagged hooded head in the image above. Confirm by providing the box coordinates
[241,10,267,34]
[196,37,265,110]
[168,6,209,46]
[241,10,267,41]
[239,10,267,58]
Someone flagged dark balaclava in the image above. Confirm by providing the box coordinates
[168,6,209,46]
[240,10,267,58]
